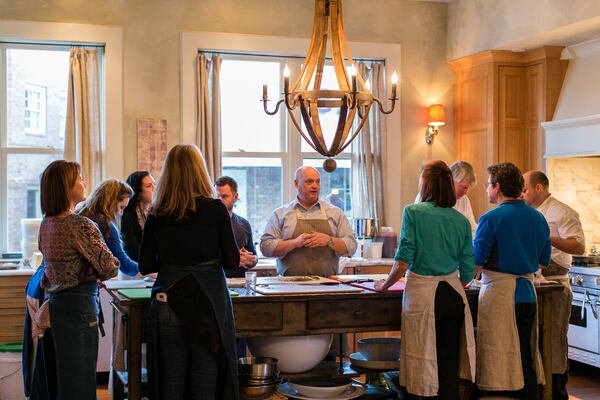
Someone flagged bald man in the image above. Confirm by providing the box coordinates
[522,170,585,400]
[260,166,357,277]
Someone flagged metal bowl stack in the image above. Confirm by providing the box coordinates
[238,357,279,399]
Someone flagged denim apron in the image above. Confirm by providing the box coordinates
[47,281,99,400]
[147,260,238,400]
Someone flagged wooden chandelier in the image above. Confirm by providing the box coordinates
[262,0,397,172]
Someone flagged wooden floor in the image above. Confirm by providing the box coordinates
[96,361,600,399]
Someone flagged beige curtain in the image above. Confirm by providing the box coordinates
[64,48,102,191]
[351,62,387,226]
[196,53,222,180]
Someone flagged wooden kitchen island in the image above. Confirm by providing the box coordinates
[105,282,562,400]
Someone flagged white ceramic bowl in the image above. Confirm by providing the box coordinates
[248,334,333,373]
[288,377,352,398]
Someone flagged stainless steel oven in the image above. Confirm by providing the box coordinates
[568,263,600,367]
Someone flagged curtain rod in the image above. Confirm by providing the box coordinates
[0,40,105,49]
[199,49,385,64]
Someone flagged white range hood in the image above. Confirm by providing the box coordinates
[543,37,600,158]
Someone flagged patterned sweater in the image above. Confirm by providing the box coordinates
[39,213,119,292]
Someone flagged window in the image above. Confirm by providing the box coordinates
[24,83,47,135]
[219,55,353,248]
[1,45,70,253]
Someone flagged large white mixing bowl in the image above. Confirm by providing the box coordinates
[248,334,333,373]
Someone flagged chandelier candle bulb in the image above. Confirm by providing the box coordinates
[283,65,290,95]
[365,80,371,91]
[391,71,398,99]
[262,84,268,101]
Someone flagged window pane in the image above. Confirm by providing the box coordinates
[222,157,282,253]
[6,48,69,147]
[221,59,281,152]
[303,158,352,218]
[7,153,63,252]
[301,65,353,154]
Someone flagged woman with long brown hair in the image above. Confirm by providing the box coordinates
[38,160,119,398]
[78,179,138,276]
[139,144,239,399]
[376,160,476,399]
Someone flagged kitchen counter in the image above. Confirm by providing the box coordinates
[105,281,563,400]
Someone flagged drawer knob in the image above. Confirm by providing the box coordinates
[352,310,365,317]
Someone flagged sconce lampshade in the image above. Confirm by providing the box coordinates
[427,104,446,127]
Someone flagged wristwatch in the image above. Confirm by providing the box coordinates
[327,237,334,249]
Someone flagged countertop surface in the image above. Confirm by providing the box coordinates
[252,257,395,271]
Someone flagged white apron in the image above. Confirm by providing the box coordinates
[400,270,476,397]
[477,269,546,391]
[543,273,572,374]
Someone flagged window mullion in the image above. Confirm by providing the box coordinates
[0,46,7,253]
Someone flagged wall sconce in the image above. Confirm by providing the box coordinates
[426,104,445,144]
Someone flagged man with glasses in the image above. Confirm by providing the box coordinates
[473,162,551,399]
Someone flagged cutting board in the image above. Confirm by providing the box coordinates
[105,279,153,290]
[349,280,405,292]
[254,284,363,295]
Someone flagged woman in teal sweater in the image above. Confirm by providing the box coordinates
[376,160,476,399]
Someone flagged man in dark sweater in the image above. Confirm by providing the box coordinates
[215,176,258,278]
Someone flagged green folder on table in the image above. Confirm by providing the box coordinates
[117,288,238,299]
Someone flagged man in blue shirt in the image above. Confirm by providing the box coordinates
[215,176,258,278]
[473,163,551,400]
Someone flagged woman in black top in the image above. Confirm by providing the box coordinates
[120,170,154,262]
[139,144,240,400]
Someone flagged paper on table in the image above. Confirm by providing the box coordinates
[254,283,363,295]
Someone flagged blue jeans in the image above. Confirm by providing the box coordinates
[156,302,220,400]
[48,282,99,400]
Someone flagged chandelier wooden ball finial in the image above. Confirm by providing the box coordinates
[323,158,337,172]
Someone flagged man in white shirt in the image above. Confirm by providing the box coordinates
[522,170,585,400]
[415,160,478,235]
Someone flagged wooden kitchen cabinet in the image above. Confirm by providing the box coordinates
[450,47,568,218]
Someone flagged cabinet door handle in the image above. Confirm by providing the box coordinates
[9,323,25,328]
[352,310,365,317]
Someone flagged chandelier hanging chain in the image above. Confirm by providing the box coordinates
[261,0,397,171]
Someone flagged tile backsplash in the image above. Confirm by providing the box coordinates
[547,157,600,252]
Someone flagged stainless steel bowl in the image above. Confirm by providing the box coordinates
[238,357,278,379]
[239,383,277,399]
[357,337,400,361]
[354,218,377,239]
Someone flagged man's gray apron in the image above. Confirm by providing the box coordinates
[542,261,572,374]
[277,207,339,277]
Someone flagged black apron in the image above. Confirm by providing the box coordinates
[147,260,239,400]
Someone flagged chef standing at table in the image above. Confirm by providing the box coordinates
[260,166,357,277]
[522,170,585,400]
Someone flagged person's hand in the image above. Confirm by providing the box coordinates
[144,272,158,281]
[374,279,388,292]
[303,232,330,248]
[294,233,311,248]
[239,248,257,268]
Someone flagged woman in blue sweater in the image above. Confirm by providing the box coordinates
[78,179,139,277]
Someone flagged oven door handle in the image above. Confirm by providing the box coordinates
[585,290,599,320]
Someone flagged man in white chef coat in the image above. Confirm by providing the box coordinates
[415,160,478,236]
[522,170,585,400]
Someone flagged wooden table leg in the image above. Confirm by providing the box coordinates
[127,304,143,400]
[541,292,553,400]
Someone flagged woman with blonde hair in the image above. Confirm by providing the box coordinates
[139,144,240,400]
[79,179,139,277]
[37,160,119,398]
[376,160,476,399]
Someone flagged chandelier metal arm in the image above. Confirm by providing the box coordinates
[262,98,286,116]
[372,96,398,115]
